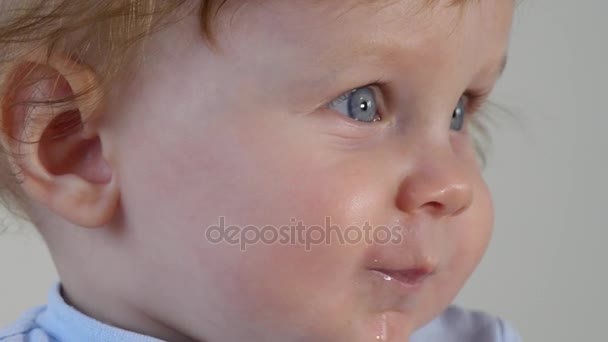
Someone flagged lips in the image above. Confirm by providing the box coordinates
[362,217,439,295]
[371,268,434,288]
[367,254,437,295]
[365,248,438,289]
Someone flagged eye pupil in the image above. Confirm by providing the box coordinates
[348,88,377,122]
[450,97,466,131]
[453,107,460,118]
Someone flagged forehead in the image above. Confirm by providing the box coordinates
[217,0,513,101]
[223,0,512,59]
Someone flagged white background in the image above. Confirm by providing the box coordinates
[455,0,608,340]
[1,0,607,340]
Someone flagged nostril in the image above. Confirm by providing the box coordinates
[424,198,468,217]
[424,201,445,214]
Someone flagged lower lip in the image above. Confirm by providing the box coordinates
[370,269,430,294]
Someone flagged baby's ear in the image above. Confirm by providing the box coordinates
[0,48,120,228]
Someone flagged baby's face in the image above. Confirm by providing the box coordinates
[105,0,513,341]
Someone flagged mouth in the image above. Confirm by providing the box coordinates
[369,267,434,295]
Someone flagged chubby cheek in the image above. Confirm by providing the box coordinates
[224,158,404,341]
[204,141,390,326]
[122,107,390,337]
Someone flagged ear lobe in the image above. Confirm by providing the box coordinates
[0,49,120,228]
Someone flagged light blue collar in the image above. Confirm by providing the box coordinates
[36,282,164,342]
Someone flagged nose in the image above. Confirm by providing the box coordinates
[395,150,474,218]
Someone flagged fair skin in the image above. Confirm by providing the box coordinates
[1,0,513,341]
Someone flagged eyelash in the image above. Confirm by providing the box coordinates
[462,90,488,115]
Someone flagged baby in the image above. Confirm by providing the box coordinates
[0,0,521,341]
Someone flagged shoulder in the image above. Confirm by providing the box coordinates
[0,306,55,342]
[411,305,522,342]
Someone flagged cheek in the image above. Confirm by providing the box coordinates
[173,134,396,338]
[120,106,386,306]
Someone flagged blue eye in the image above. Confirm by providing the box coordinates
[329,86,380,123]
[450,97,466,131]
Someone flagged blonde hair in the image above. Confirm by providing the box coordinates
[0,0,224,218]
